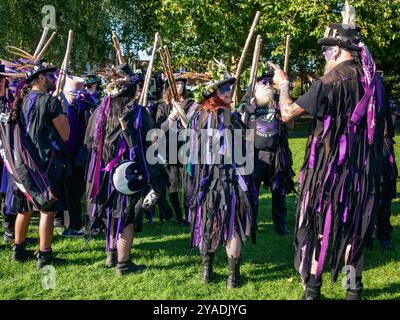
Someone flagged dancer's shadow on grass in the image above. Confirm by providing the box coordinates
[362,282,400,300]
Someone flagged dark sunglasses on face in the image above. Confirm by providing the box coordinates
[258,78,273,86]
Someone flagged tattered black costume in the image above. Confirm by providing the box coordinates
[85,86,161,251]
[294,58,389,283]
[187,101,257,255]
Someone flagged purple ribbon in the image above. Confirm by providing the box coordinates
[309,137,318,169]
[90,96,111,199]
[103,139,127,172]
[350,44,377,145]
[316,203,332,279]
[338,135,347,165]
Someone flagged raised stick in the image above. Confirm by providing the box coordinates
[232,11,261,107]
[248,35,263,99]
[36,31,57,60]
[159,45,188,128]
[54,30,74,98]
[112,31,124,64]
[34,27,49,58]
[139,33,160,107]
[283,34,291,74]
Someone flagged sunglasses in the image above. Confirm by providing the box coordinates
[258,78,273,86]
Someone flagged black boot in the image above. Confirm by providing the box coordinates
[3,229,15,243]
[11,243,34,262]
[105,249,117,268]
[37,250,53,269]
[302,276,322,300]
[201,252,215,283]
[346,277,363,300]
[227,256,241,289]
[116,260,145,276]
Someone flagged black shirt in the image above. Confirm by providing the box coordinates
[295,79,328,118]
[19,90,64,165]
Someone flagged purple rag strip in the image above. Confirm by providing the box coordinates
[338,135,347,165]
[350,44,377,145]
[316,203,332,279]
[103,139,127,172]
[90,96,111,199]
[309,137,318,169]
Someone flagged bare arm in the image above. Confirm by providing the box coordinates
[268,62,305,123]
[279,81,305,122]
[52,114,70,142]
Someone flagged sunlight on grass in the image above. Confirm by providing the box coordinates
[0,134,399,300]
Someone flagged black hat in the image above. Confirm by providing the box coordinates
[114,63,134,78]
[25,60,57,84]
[318,23,361,52]
[256,71,274,83]
[203,77,236,99]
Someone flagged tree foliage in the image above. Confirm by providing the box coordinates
[1,0,399,96]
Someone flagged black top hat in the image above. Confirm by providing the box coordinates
[114,63,134,78]
[25,60,57,84]
[203,77,236,99]
[318,23,361,52]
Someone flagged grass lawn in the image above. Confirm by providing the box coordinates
[0,131,399,300]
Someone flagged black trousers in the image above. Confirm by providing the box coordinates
[255,180,288,228]
[64,165,86,231]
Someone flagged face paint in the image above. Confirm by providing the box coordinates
[323,46,336,62]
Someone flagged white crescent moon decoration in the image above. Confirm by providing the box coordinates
[112,161,137,195]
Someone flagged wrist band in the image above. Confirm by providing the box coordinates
[280,80,290,88]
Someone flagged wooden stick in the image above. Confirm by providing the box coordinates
[284,34,291,74]
[34,27,49,58]
[232,11,261,107]
[248,35,263,99]
[36,31,57,60]
[54,30,74,98]
[159,46,188,128]
[139,33,160,107]
[112,31,124,64]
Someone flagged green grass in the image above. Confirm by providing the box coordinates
[0,133,399,300]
